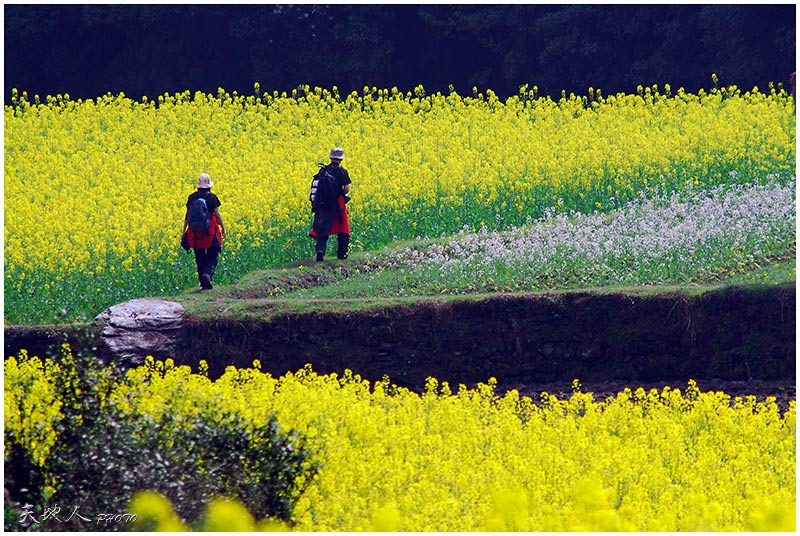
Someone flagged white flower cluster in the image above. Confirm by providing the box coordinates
[378,179,796,289]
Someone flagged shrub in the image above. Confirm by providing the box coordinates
[4,347,318,531]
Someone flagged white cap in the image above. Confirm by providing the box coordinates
[197,173,214,188]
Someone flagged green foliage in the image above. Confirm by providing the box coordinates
[718,260,796,289]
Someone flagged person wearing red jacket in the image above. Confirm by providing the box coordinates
[183,173,227,289]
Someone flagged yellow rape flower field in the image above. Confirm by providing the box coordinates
[5,354,795,531]
[4,84,796,531]
[4,84,795,324]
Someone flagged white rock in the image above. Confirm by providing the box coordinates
[95,299,185,365]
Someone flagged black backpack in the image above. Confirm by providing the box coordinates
[310,167,338,212]
[187,196,212,232]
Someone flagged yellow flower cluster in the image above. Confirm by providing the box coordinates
[129,491,290,532]
[4,85,795,321]
[6,353,794,531]
[3,350,63,467]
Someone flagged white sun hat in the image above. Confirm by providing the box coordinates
[329,147,345,160]
[197,173,214,188]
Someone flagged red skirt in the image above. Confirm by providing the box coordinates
[188,215,222,249]
[309,196,350,238]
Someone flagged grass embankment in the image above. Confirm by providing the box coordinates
[175,248,796,323]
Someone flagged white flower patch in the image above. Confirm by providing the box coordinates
[376,180,796,289]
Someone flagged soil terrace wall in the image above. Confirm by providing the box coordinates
[5,286,795,389]
[175,286,795,386]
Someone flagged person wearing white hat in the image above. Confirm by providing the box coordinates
[309,147,352,261]
[182,172,227,289]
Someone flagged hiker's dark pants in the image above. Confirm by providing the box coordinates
[194,247,219,282]
[315,233,350,259]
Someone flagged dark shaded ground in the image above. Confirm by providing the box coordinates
[173,285,795,382]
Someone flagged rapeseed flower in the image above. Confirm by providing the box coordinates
[6,355,793,531]
[4,85,794,323]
